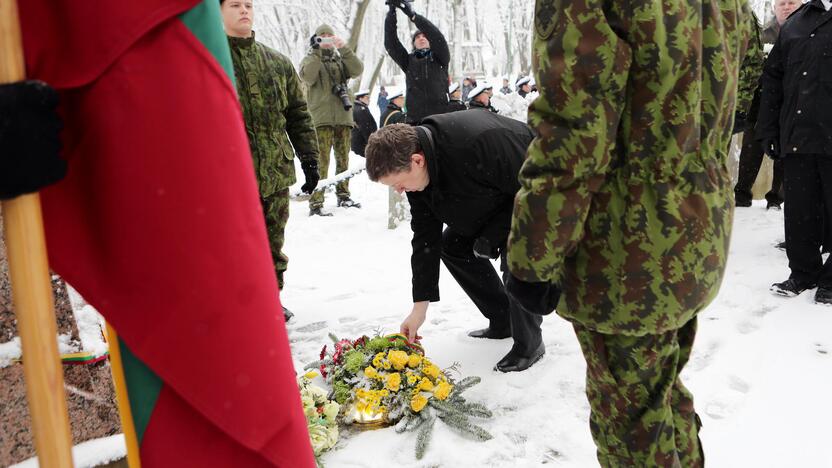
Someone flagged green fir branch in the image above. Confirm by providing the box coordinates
[463,402,493,418]
[328,332,340,344]
[415,413,437,459]
[438,413,493,441]
[452,376,481,395]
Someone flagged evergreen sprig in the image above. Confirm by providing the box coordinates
[415,413,437,459]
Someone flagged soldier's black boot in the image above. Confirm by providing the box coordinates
[283,306,294,322]
[770,278,816,297]
[337,197,361,208]
[766,200,782,210]
[309,206,333,217]
[468,327,511,339]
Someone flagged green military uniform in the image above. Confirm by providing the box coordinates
[508,0,751,464]
[737,11,765,119]
[227,33,318,289]
[299,25,363,210]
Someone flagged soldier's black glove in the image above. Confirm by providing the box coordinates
[0,80,66,200]
[385,0,396,12]
[505,273,561,316]
[398,0,416,20]
[298,154,320,194]
[472,237,500,260]
[761,137,781,160]
[732,111,746,135]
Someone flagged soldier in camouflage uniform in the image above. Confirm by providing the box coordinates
[221,0,320,320]
[505,0,751,464]
[300,24,364,216]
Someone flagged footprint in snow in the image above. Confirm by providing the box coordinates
[815,343,828,356]
[728,375,751,394]
[737,320,759,334]
[295,321,328,333]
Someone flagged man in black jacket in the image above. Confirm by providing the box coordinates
[757,0,832,303]
[351,89,377,157]
[380,90,407,127]
[384,1,450,123]
[364,111,546,373]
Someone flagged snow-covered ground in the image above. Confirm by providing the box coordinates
[282,160,832,467]
[12,148,831,467]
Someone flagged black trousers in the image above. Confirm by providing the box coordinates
[440,228,543,356]
[783,155,832,287]
[734,127,784,204]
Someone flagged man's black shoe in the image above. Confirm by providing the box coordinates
[734,194,752,207]
[770,278,816,297]
[494,343,545,373]
[766,200,782,210]
[309,206,333,217]
[283,306,294,322]
[337,197,361,208]
[467,327,511,339]
[815,287,832,305]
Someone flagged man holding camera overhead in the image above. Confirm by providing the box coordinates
[385,0,450,123]
[300,25,364,216]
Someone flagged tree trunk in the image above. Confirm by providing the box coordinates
[368,54,386,94]
[451,0,463,79]
[347,0,372,53]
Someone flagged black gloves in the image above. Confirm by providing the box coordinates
[732,111,746,135]
[761,137,781,160]
[0,80,66,200]
[473,237,500,260]
[386,0,415,19]
[505,273,561,316]
[298,154,320,194]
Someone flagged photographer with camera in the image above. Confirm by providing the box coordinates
[384,0,450,124]
[300,24,364,216]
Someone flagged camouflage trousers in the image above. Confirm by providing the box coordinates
[574,317,703,468]
[261,188,290,289]
[310,125,351,208]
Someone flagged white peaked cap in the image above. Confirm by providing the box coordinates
[448,82,460,94]
[467,82,493,100]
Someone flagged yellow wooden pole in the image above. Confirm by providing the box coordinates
[0,0,74,466]
[105,324,142,468]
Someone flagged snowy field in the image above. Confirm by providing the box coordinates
[282,157,832,468]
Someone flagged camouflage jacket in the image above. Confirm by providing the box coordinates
[737,10,765,116]
[227,33,318,196]
[507,0,751,335]
[299,47,363,127]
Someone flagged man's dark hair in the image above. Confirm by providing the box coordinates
[365,124,420,181]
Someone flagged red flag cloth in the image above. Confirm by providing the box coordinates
[19,3,315,466]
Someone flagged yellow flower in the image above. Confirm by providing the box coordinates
[385,372,401,392]
[433,381,453,401]
[372,353,385,368]
[303,370,318,379]
[417,377,434,392]
[407,354,422,368]
[406,373,418,385]
[379,389,389,397]
[387,350,409,370]
[364,366,378,379]
[382,360,392,370]
[423,364,441,380]
[410,394,429,412]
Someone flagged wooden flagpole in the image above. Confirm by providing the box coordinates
[105,324,143,468]
[0,1,74,466]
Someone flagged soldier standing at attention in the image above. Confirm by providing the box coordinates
[505,0,751,465]
[300,24,364,215]
[221,0,320,321]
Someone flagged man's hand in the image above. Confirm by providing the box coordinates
[0,80,66,200]
[299,154,319,194]
[332,36,346,49]
[473,237,500,260]
[400,301,428,342]
[505,273,561,316]
[398,0,416,20]
[762,138,781,160]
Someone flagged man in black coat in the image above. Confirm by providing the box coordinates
[380,91,407,127]
[757,0,832,303]
[364,111,547,373]
[384,1,450,123]
[351,89,377,157]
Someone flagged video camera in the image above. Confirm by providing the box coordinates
[310,35,335,49]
